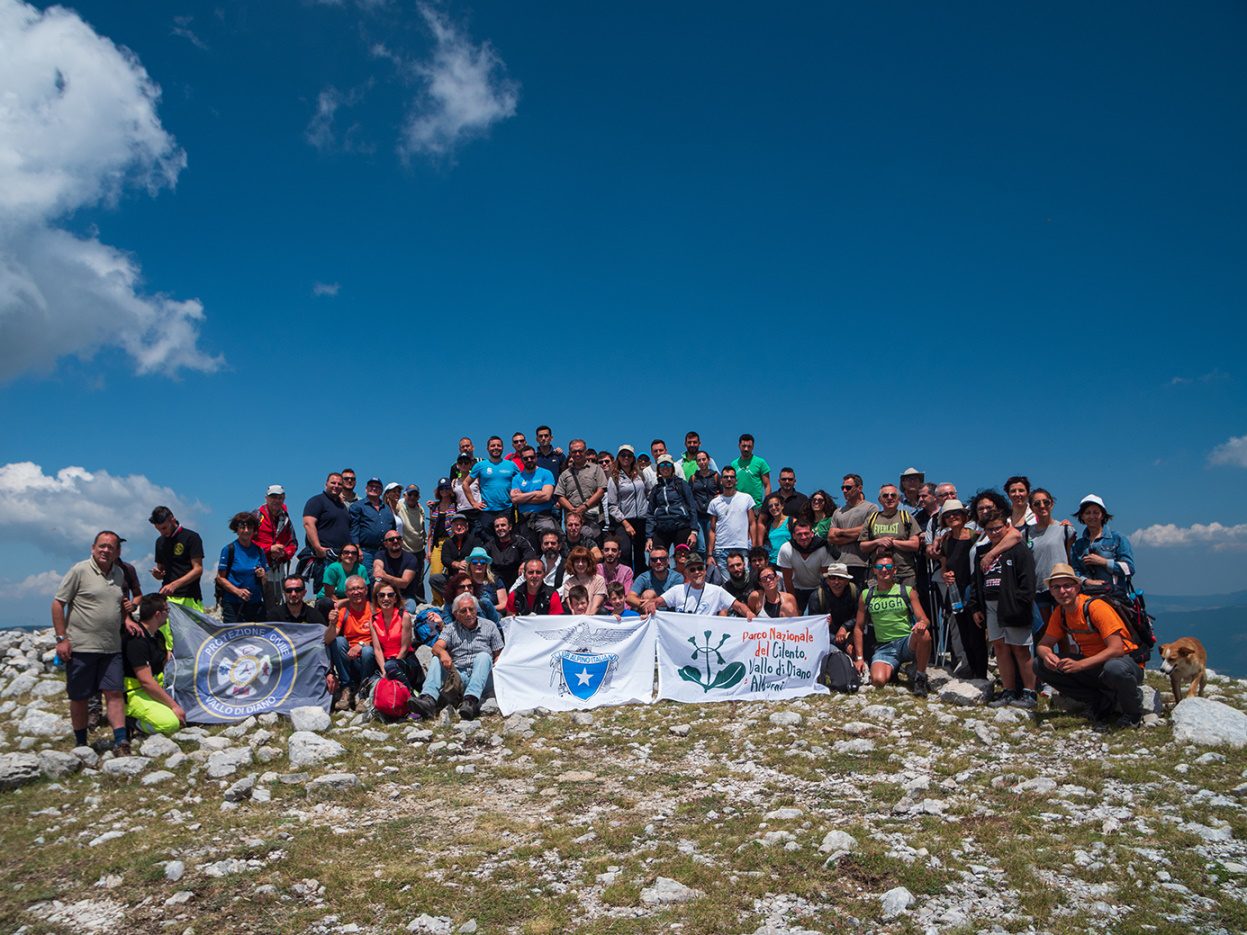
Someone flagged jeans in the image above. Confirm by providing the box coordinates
[330,637,376,689]
[423,651,493,702]
[694,515,709,553]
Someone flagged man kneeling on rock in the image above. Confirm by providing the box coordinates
[1034,563,1144,730]
[410,593,502,722]
[852,554,931,697]
[124,594,186,735]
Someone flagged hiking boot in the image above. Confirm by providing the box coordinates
[458,694,480,721]
[911,672,930,698]
[346,688,358,711]
[988,690,1018,708]
[1011,689,1038,710]
[1115,712,1142,729]
[331,684,345,711]
[113,740,132,758]
[412,694,438,720]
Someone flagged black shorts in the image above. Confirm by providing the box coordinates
[66,651,125,700]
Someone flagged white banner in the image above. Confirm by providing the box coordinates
[493,615,657,716]
[655,612,830,704]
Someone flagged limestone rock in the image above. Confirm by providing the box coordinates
[138,734,180,759]
[309,772,359,797]
[640,876,702,906]
[18,707,68,737]
[818,829,858,860]
[224,774,255,801]
[290,706,332,733]
[0,752,41,790]
[880,886,914,919]
[142,770,176,786]
[38,749,82,779]
[288,731,345,769]
[102,756,153,779]
[206,747,253,779]
[938,679,991,706]
[1171,697,1247,748]
[71,746,100,769]
[769,711,802,727]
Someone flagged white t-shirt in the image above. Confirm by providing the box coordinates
[708,493,754,550]
[661,582,736,615]
[777,542,832,590]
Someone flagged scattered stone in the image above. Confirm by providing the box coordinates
[818,830,858,861]
[138,734,180,759]
[832,738,875,755]
[669,724,691,737]
[206,747,253,779]
[70,746,100,770]
[224,774,255,801]
[165,860,185,882]
[765,807,803,820]
[288,731,345,769]
[165,891,194,906]
[1014,777,1058,795]
[102,756,152,780]
[459,921,478,934]
[880,886,914,919]
[1183,820,1233,842]
[18,707,68,737]
[571,711,594,726]
[166,752,188,770]
[640,876,702,906]
[1172,698,1247,748]
[503,715,534,738]
[407,913,453,933]
[37,749,82,779]
[222,716,257,738]
[938,679,991,706]
[202,858,253,877]
[769,711,802,727]
[556,770,596,782]
[141,770,176,787]
[309,773,360,797]
[862,704,897,720]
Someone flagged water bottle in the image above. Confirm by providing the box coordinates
[948,584,964,614]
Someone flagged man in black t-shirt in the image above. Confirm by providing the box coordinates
[373,532,423,609]
[123,595,185,735]
[302,472,351,593]
[149,506,205,613]
[486,515,535,590]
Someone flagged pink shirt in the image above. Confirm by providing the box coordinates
[597,562,634,593]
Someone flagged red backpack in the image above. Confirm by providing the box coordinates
[372,677,411,719]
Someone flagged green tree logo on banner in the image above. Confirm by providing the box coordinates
[679,630,746,692]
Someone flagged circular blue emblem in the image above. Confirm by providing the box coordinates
[193,626,298,719]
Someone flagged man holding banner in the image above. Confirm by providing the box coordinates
[647,555,754,619]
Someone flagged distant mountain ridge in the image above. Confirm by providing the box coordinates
[1145,590,1247,613]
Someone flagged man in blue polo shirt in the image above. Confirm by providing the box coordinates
[626,547,684,612]
[469,436,519,539]
[511,445,557,542]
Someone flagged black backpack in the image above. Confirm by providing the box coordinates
[214,542,236,604]
[1085,591,1156,664]
[818,646,861,694]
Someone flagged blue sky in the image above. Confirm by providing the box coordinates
[1,0,1245,622]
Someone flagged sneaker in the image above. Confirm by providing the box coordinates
[458,694,480,721]
[331,685,345,712]
[988,690,1018,708]
[113,740,132,758]
[1115,712,1142,730]
[412,694,438,719]
[1011,689,1038,710]
[911,672,930,698]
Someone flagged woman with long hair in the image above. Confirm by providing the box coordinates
[806,489,836,539]
[755,493,792,564]
[370,584,423,694]
[938,499,986,679]
[689,451,721,551]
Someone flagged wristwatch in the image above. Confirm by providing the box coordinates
[56,634,69,643]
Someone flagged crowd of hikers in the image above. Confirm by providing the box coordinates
[49,427,1155,754]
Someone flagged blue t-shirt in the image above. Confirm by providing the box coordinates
[630,570,684,596]
[512,466,556,514]
[219,541,267,605]
[470,459,520,512]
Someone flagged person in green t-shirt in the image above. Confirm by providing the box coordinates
[853,555,931,697]
[728,433,771,507]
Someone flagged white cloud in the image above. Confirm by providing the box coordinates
[398,4,518,159]
[0,461,204,562]
[305,85,374,154]
[312,281,340,297]
[170,16,208,51]
[1131,521,1247,551]
[1209,435,1247,469]
[0,568,63,600]
[0,0,220,382]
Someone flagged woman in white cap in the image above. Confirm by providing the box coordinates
[1071,495,1137,597]
[607,444,652,573]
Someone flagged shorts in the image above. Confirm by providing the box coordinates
[66,651,124,700]
[871,635,915,672]
[986,601,1034,648]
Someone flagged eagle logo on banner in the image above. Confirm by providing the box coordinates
[535,620,640,701]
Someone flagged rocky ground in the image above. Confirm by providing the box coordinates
[1,625,1246,934]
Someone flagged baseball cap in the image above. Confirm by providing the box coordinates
[383,482,401,494]
[449,512,468,523]
[656,454,675,467]
[436,477,452,490]
[617,443,635,455]
[405,484,420,494]
[366,477,383,487]
[266,484,285,496]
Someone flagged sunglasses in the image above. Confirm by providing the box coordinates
[1032,499,1053,507]
[759,573,777,582]
[384,537,401,543]
[284,586,304,594]
[841,484,856,491]
[470,559,489,565]
[650,556,669,563]
[873,564,894,570]
[880,493,899,500]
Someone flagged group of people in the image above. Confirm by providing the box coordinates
[48,427,1150,754]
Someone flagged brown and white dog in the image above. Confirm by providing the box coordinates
[1158,638,1207,705]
